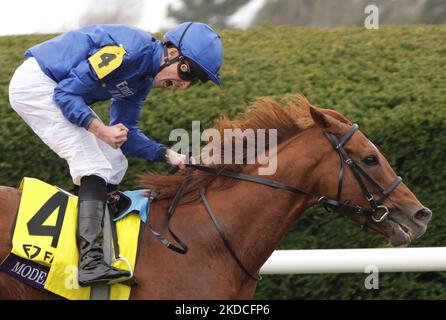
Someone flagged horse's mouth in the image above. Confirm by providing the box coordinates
[383,217,413,247]
[383,216,426,247]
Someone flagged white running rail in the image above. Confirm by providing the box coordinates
[260,247,446,274]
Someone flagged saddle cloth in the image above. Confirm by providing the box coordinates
[0,177,148,300]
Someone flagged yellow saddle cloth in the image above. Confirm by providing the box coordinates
[9,177,141,300]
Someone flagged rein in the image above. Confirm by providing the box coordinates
[149,124,402,281]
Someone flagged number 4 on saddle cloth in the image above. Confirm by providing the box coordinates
[0,177,155,300]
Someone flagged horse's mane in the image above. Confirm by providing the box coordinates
[138,94,351,203]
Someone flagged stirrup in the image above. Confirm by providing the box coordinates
[107,254,134,285]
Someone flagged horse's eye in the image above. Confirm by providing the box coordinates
[362,155,379,166]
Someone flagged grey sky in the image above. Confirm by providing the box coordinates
[0,0,176,36]
[0,0,262,36]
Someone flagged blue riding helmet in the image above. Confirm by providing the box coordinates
[164,22,223,85]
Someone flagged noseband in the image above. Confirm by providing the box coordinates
[151,124,403,281]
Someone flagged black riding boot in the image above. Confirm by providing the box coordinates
[77,175,130,287]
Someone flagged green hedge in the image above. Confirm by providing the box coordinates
[0,25,445,299]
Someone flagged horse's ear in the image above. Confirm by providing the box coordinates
[310,106,330,129]
[310,106,344,135]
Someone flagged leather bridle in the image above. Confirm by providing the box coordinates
[149,123,402,281]
[319,124,402,224]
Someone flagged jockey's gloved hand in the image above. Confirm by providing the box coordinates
[166,149,197,170]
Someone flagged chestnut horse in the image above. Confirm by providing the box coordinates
[0,96,432,299]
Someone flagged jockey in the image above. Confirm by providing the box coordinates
[8,22,223,286]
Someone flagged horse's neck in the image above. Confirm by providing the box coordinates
[207,128,325,276]
[0,186,21,261]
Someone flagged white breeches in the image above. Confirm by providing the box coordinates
[8,57,128,186]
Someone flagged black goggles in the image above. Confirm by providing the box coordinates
[160,39,210,86]
[178,58,209,85]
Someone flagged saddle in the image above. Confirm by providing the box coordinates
[107,189,158,224]
[0,178,157,300]
[103,190,158,289]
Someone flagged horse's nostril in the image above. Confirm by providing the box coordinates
[414,208,432,221]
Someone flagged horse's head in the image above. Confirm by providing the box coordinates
[309,106,432,247]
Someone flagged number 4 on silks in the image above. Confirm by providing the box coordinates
[88,45,127,79]
[27,192,68,248]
